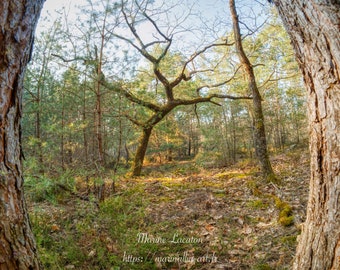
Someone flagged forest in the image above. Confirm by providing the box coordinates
[0,0,339,269]
[23,1,306,178]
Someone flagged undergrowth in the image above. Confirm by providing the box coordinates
[30,182,206,269]
[26,150,309,269]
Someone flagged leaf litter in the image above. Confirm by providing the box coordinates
[28,150,309,269]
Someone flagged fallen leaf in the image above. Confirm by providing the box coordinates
[51,224,60,232]
[242,226,252,234]
[205,224,215,231]
[88,250,96,257]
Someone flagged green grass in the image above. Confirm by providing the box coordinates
[30,181,205,269]
[26,153,306,269]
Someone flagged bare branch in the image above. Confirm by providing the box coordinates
[156,38,172,63]
[138,4,171,42]
[209,93,252,100]
[100,80,162,112]
[51,53,88,63]
[196,65,242,93]
[121,112,144,127]
[143,39,168,49]
[173,93,252,107]
[258,69,276,89]
[239,18,268,39]
[258,72,299,89]
[189,68,215,76]
[121,3,145,49]
[170,42,234,88]
[110,32,157,62]
[23,86,38,100]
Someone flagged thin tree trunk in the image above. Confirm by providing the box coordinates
[0,0,45,268]
[229,0,276,181]
[95,87,104,166]
[188,118,193,156]
[114,94,123,171]
[94,9,109,168]
[36,86,43,168]
[188,138,191,156]
[221,105,231,163]
[83,80,88,164]
[231,107,237,163]
[132,128,153,176]
[272,1,340,269]
[124,142,130,166]
[92,110,96,163]
[35,53,47,169]
[61,84,65,170]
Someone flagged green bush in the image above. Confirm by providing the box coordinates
[25,175,60,202]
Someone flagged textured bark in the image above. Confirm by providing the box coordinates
[132,128,152,176]
[131,103,175,176]
[0,0,45,269]
[272,1,340,269]
[229,0,276,181]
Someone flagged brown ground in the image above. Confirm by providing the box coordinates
[28,149,310,269]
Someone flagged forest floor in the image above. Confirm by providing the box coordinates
[27,148,310,270]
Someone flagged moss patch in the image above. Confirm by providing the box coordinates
[274,197,294,227]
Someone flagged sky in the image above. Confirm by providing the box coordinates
[37,0,228,52]
[38,0,269,34]
[40,0,227,20]
[38,0,269,47]
[37,0,270,78]
[41,0,78,16]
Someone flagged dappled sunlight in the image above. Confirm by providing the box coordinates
[27,150,310,269]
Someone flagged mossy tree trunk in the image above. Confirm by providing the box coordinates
[229,0,276,181]
[272,0,340,269]
[132,127,153,176]
[0,0,45,269]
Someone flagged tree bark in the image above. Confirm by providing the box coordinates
[229,0,276,181]
[0,0,45,269]
[272,1,340,269]
[132,127,153,176]
[83,78,89,165]
[35,53,47,170]
[61,83,65,170]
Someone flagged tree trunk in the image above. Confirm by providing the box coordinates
[124,142,130,166]
[35,53,47,170]
[132,128,153,176]
[114,94,123,172]
[95,90,104,165]
[61,84,65,170]
[229,0,276,181]
[83,79,89,165]
[0,0,45,269]
[231,107,237,163]
[272,1,340,269]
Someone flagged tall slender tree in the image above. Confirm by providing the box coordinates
[0,0,45,268]
[23,19,62,172]
[229,0,276,181]
[271,1,340,269]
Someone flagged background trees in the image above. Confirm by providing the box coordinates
[22,0,307,178]
[4,0,339,269]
